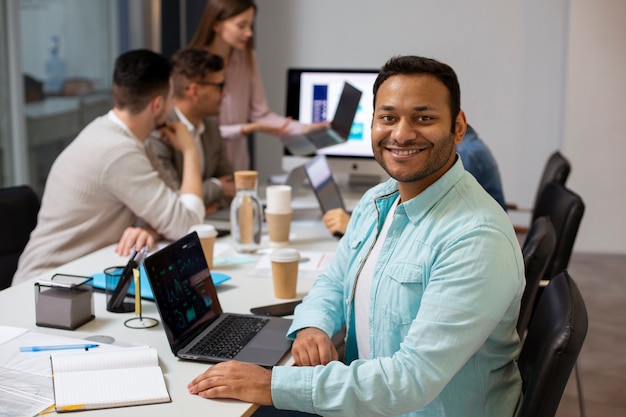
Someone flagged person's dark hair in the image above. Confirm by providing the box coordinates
[188,0,257,50]
[373,56,461,132]
[171,48,225,97]
[112,49,171,114]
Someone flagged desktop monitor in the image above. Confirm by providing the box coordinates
[285,68,388,186]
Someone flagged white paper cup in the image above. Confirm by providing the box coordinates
[265,185,292,214]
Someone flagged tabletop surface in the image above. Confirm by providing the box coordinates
[0,216,340,416]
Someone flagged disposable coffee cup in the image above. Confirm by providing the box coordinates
[269,248,300,299]
[189,224,218,269]
[266,211,293,248]
[265,185,292,214]
[265,185,293,247]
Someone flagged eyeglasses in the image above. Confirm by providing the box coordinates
[189,80,225,92]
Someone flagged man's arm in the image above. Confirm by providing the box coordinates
[160,122,203,199]
[144,133,181,191]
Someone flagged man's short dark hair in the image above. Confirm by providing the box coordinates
[170,48,225,97]
[112,49,171,114]
[373,56,461,132]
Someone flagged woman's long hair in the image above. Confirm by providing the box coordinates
[188,0,257,69]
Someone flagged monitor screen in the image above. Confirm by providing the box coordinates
[285,68,379,158]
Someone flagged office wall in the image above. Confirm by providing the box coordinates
[563,0,626,254]
[254,0,626,254]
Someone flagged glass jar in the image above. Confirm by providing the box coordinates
[230,170,263,252]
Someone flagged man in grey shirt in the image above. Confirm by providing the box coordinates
[145,48,235,215]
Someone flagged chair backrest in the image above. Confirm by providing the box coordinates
[533,151,571,209]
[517,271,588,417]
[517,216,557,337]
[531,182,584,279]
[0,185,40,290]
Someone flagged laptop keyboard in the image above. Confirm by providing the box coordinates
[188,315,270,359]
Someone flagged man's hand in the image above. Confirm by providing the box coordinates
[218,175,236,198]
[188,361,273,405]
[115,226,158,256]
[205,202,220,216]
[160,121,203,199]
[159,121,196,154]
[291,327,338,366]
[322,208,351,237]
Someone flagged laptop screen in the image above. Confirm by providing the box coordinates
[305,155,345,213]
[329,82,362,139]
[144,232,222,353]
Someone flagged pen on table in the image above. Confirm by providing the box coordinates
[133,267,141,318]
[55,404,87,412]
[37,404,56,415]
[19,343,99,352]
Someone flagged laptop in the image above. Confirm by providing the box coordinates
[304,154,346,215]
[144,232,293,367]
[282,82,362,156]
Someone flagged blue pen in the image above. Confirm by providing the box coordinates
[19,343,99,352]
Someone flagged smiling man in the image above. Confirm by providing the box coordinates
[187,56,524,417]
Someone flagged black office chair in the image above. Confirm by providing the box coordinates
[532,151,571,209]
[530,181,586,416]
[509,151,571,233]
[517,216,556,339]
[0,185,40,290]
[517,270,588,417]
[532,181,585,280]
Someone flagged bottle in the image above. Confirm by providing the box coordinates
[44,35,66,94]
[230,170,263,252]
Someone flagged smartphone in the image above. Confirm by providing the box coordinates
[250,300,302,317]
[216,228,230,238]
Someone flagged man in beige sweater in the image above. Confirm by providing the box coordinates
[13,49,205,285]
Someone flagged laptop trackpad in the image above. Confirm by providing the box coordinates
[235,323,292,367]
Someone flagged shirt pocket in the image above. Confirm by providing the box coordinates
[380,262,424,326]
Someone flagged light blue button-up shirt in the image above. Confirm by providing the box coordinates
[271,158,524,417]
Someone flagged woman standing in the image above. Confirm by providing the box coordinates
[189,0,323,171]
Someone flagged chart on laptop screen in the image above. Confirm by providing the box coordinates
[148,244,217,341]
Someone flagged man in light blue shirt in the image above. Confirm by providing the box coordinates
[322,124,507,237]
[188,55,524,417]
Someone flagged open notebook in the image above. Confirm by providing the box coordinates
[50,347,170,412]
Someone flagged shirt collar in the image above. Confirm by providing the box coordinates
[107,110,137,140]
[373,157,466,223]
[174,106,205,137]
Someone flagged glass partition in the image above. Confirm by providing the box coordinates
[19,0,119,194]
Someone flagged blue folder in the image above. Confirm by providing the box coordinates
[90,264,231,300]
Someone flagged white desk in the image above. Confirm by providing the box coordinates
[0,219,338,416]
